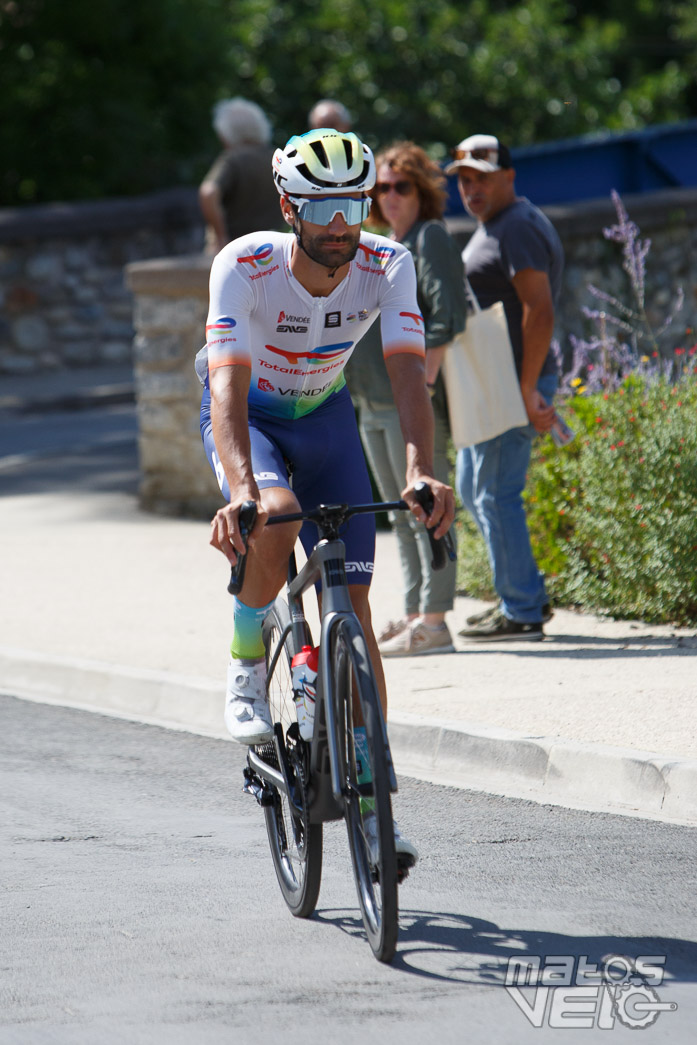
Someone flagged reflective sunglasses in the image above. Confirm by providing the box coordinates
[450,146,500,164]
[288,194,372,225]
[375,179,414,197]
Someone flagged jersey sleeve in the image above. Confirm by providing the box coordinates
[377,245,426,362]
[205,243,254,371]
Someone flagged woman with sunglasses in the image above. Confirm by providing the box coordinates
[347,142,467,657]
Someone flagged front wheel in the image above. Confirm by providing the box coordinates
[331,617,398,963]
[261,599,322,918]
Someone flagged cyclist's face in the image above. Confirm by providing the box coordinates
[282,193,363,270]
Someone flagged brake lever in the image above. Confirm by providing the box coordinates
[227,500,258,595]
[413,481,457,571]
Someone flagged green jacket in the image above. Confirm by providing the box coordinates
[346,219,467,407]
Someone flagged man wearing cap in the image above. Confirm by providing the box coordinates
[445,133,564,641]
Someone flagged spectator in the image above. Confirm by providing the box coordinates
[445,133,563,641]
[199,98,280,254]
[308,98,352,132]
[347,142,467,657]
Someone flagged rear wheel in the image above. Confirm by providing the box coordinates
[261,599,322,918]
[331,617,398,963]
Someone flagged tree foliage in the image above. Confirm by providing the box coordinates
[1,0,695,205]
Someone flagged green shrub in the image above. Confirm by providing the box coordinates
[527,363,697,624]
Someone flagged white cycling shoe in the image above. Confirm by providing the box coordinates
[364,813,419,870]
[224,658,273,745]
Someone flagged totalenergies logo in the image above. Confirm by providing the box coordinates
[400,311,423,326]
[206,316,237,336]
[357,243,396,269]
[264,341,352,366]
[237,243,274,269]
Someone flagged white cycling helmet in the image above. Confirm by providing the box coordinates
[273,128,376,196]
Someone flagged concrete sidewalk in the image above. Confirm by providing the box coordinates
[2,367,696,825]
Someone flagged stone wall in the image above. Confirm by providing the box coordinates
[125,254,222,517]
[0,188,203,374]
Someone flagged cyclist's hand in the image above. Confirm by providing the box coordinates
[402,476,455,540]
[210,498,268,565]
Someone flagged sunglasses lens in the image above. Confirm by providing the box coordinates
[376,180,413,196]
[295,196,370,225]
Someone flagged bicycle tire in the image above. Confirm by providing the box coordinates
[261,599,322,918]
[331,616,398,963]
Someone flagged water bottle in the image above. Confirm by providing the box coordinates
[291,645,319,741]
[550,412,576,447]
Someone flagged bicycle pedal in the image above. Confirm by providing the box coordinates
[242,767,275,807]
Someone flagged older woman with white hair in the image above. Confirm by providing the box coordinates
[199,98,280,253]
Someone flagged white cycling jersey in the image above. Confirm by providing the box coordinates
[195,229,425,420]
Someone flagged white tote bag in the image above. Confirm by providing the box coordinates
[442,280,528,449]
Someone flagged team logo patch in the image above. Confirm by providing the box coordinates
[258,378,275,392]
[206,316,237,336]
[276,309,310,333]
[325,312,341,328]
[356,243,396,270]
[237,243,274,269]
[264,341,352,367]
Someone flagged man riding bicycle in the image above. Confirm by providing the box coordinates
[196,128,455,862]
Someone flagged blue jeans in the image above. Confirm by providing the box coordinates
[455,374,557,623]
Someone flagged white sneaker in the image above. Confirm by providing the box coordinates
[363,813,419,869]
[224,658,273,745]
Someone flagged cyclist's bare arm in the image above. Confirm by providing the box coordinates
[209,364,268,561]
[385,351,455,539]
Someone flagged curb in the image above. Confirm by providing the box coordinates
[2,645,696,827]
[387,713,697,825]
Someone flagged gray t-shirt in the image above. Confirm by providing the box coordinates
[463,197,564,377]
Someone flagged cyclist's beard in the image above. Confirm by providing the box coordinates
[293,219,360,273]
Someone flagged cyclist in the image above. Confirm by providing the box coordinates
[196,128,455,860]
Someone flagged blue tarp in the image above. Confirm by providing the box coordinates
[445,120,697,213]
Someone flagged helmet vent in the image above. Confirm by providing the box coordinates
[342,139,353,166]
[309,140,329,168]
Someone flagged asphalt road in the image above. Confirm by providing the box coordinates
[2,695,696,1044]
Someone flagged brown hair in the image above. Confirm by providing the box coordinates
[366,141,448,228]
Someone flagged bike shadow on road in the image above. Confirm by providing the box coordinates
[317,907,697,985]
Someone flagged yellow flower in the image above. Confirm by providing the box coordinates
[641,355,649,362]
[576,385,587,394]
[571,377,583,387]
